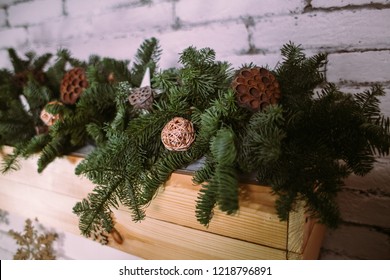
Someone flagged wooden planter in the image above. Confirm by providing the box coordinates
[0,147,325,259]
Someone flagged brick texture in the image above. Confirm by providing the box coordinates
[0,0,389,260]
[0,27,27,49]
[327,51,390,84]
[312,0,390,8]
[8,0,63,26]
[176,0,305,23]
[0,8,6,27]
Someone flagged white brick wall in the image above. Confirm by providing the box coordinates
[8,0,63,26]
[0,8,6,27]
[0,0,389,260]
[327,51,390,84]
[176,0,305,23]
[312,0,390,8]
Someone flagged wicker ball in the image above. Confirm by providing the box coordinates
[40,101,62,127]
[128,86,154,110]
[232,67,281,112]
[60,68,89,105]
[161,117,195,151]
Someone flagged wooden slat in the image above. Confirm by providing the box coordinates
[0,146,325,259]
[1,148,288,249]
[302,223,326,260]
[287,200,306,256]
[0,178,286,259]
[0,149,93,199]
[147,173,288,249]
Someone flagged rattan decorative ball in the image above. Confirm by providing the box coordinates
[40,101,62,127]
[232,67,281,112]
[60,68,89,105]
[161,117,195,151]
[128,86,154,110]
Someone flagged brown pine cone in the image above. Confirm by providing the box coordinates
[232,67,281,112]
[60,68,89,105]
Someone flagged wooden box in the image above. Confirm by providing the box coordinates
[0,147,325,259]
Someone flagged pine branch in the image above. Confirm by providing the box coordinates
[131,37,162,86]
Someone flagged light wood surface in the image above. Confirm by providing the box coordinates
[0,147,325,259]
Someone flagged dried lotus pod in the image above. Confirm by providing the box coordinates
[232,67,281,112]
[40,101,62,127]
[60,67,89,105]
[161,117,195,151]
[128,86,154,110]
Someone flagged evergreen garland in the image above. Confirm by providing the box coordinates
[1,41,389,236]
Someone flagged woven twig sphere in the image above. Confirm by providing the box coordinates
[60,67,89,105]
[40,101,62,127]
[161,117,195,151]
[232,67,281,112]
[128,86,154,110]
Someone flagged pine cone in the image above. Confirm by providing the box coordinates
[60,68,89,104]
[128,86,154,110]
[232,67,281,112]
[161,117,195,151]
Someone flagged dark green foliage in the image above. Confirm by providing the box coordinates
[2,38,161,173]
[2,41,389,235]
[73,42,390,234]
[0,49,53,149]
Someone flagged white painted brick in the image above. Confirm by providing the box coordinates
[0,27,27,48]
[27,17,95,47]
[8,0,63,26]
[337,190,390,228]
[157,22,248,69]
[327,51,390,84]
[66,0,138,17]
[0,0,16,7]
[252,9,390,51]
[27,2,174,48]
[312,0,390,8]
[55,35,148,66]
[0,49,12,69]
[89,2,173,35]
[0,8,6,27]
[322,224,390,259]
[225,53,283,70]
[176,0,304,23]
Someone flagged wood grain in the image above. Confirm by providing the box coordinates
[0,147,325,259]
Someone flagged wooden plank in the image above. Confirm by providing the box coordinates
[112,210,287,260]
[147,173,288,249]
[1,149,288,249]
[0,147,94,199]
[287,200,306,256]
[0,178,287,259]
[302,223,327,260]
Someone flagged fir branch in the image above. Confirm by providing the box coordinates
[8,48,29,73]
[131,37,162,86]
